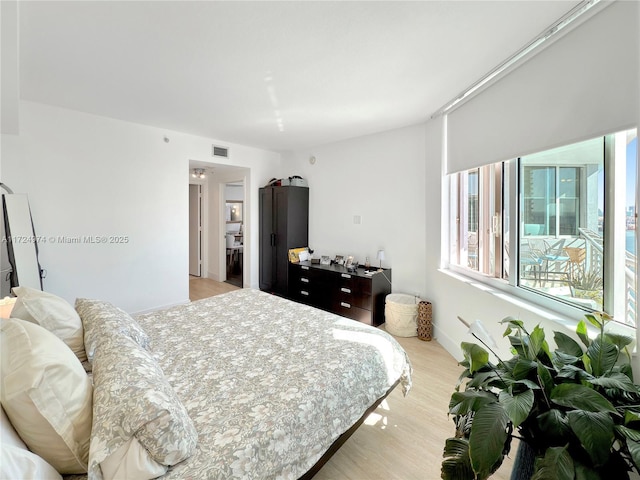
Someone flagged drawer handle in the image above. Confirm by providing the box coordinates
[341,273,351,279]
[301,266,309,270]
[341,287,351,293]
[301,291,309,296]
[340,302,351,308]
[301,278,309,283]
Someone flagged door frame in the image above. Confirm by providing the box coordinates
[219,178,246,284]
[189,176,209,279]
[188,184,202,276]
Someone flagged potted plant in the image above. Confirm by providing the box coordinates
[441,312,640,480]
[570,270,604,308]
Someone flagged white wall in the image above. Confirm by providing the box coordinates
[1,101,280,313]
[225,184,244,201]
[282,124,427,298]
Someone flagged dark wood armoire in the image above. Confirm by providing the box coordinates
[259,185,309,296]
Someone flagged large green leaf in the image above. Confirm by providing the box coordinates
[537,362,554,399]
[616,424,640,442]
[461,342,489,374]
[566,410,615,467]
[589,373,640,393]
[449,390,497,416]
[586,337,619,376]
[511,358,538,380]
[554,331,585,357]
[441,437,475,480]
[536,409,571,442]
[582,352,592,375]
[604,332,634,350]
[556,364,592,381]
[618,362,635,382]
[456,367,471,390]
[466,370,500,389]
[529,325,550,360]
[499,389,534,427]
[576,320,591,348]
[500,316,526,334]
[550,384,617,413]
[553,350,582,368]
[584,312,604,330]
[508,335,528,357]
[573,461,604,480]
[625,411,640,426]
[531,446,574,480]
[626,438,640,472]
[514,379,541,390]
[469,402,510,479]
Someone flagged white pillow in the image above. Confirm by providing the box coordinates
[11,286,87,364]
[1,446,63,480]
[1,405,27,449]
[0,318,92,474]
[0,405,60,479]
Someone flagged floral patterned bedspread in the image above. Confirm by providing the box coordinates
[73,288,412,479]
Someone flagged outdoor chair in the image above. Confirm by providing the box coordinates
[541,239,570,284]
[519,241,544,286]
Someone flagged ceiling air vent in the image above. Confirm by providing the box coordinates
[212,145,229,158]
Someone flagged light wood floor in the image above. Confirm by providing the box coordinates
[189,276,240,301]
[188,277,515,479]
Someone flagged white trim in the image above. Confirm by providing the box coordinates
[131,299,190,315]
[439,267,636,351]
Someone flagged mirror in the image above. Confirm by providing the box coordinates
[2,193,43,291]
[225,201,243,223]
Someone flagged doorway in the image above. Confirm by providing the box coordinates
[188,184,202,277]
[224,181,244,287]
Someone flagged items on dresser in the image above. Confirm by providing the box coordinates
[288,261,392,326]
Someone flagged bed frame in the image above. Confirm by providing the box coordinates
[299,379,400,479]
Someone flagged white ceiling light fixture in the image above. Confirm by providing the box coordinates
[192,168,206,179]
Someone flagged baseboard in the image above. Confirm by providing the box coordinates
[131,299,190,316]
[433,325,462,362]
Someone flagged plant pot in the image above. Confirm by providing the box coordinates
[510,441,535,480]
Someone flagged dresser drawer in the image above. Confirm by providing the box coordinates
[335,272,371,294]
[335,287,371,310]
[332,301,372,325]
[290,287,318,306]
[289,265,330,308]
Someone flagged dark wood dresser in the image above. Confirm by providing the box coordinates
[288,261,392,326]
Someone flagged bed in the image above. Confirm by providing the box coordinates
[1,287,412,480]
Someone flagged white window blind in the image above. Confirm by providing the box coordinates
[446,1,639,174]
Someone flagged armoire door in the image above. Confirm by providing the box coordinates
[273,187,290,295]
[259,187,274,291]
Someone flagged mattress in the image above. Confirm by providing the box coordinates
[70,288,412,479]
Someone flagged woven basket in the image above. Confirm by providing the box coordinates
[417,301,433,341]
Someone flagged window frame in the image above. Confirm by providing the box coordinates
[446,130,637,328]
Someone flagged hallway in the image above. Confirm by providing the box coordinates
[189,276,240,301]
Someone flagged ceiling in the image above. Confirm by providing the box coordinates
[17,1,579,153]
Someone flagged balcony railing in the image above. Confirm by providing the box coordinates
[518,228,636,327]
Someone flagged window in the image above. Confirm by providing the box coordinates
[450,128,637,327]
